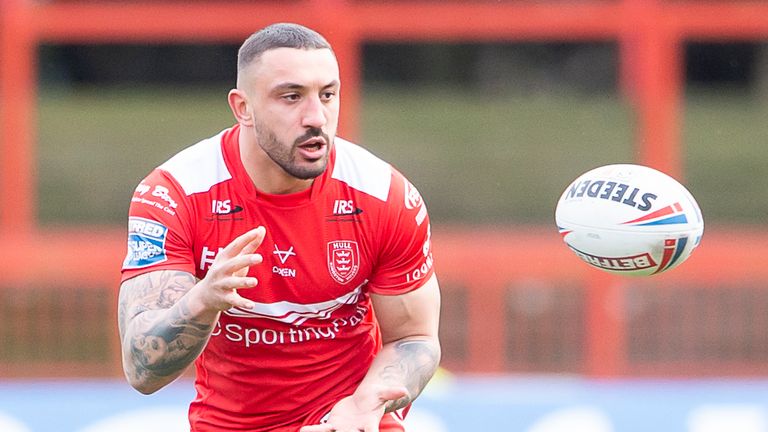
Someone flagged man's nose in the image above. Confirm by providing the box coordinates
[301,97,327,129]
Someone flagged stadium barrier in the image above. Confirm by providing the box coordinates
[2,226,768,378]
[2,0,768,378]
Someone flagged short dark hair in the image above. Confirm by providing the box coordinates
[237,23,333,72]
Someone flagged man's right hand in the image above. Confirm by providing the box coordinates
[191,226,266,312]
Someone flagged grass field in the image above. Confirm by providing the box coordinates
[36,84,768,226]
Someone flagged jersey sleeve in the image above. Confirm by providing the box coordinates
[367,171,435,296]
[120,169,196,282]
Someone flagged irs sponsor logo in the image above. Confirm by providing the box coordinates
[327,199,363,222]
[569,246,657,271]
[327,240,360,284]
[211,199,243,216]
[333,199,362,215]
[206,199,244,222]
[124,217,168,268]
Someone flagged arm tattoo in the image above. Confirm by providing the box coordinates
[380,339,441,412]
[118,271,213,388]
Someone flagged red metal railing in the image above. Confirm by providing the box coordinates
[2,0,768,377]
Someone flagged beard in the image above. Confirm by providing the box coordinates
[254,123,332,180]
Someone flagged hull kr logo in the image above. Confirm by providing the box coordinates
[327,240,360,284]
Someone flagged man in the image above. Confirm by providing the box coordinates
[118,23,441,432]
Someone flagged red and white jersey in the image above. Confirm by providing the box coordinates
[121,125,434,431]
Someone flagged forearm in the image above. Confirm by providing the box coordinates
[118,271,221,394]
[119,229,265,394]
[122,292,218,394]
[358,336,441,412]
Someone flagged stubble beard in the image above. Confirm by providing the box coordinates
[254,123,331,180]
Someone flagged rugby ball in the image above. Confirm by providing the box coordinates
[555,164,704,276]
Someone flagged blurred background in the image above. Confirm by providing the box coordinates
[2,0,768,431]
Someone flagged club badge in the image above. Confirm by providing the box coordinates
[327,240,360,284]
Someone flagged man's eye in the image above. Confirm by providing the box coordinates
[284,94,300,101]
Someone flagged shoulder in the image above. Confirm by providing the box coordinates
[157,129,233,196]
[331,138,428,224]
[331,138,394,202]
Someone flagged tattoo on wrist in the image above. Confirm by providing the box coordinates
[380,339,440,412]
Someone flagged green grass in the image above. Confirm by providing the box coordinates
[361,87,633,224]
[38,85,234,225]
[683,90,768,225]
[33,84,768,226]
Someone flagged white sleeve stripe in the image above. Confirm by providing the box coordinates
[331,138,391,202]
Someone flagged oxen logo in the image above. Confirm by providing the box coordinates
[327,240,360,284]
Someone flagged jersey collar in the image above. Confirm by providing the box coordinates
[221,124,336,208]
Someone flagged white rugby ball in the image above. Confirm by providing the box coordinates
[555,164,704,276]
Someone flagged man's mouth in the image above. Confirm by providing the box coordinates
[298,137,326,151]
[296,137,327,159]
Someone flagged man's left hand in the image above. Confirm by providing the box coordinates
[299,386,409,432]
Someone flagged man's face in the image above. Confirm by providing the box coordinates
[243,47,340,180]
[134,334,168,367]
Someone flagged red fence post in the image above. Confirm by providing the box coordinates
[622,0,684,180]
[0,0,36,235]
[309,0,361,141]
[332,28,362,142]
[584,271,627,376]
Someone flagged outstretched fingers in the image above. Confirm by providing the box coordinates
[197,226,267,311]
[215,252,263,281]
[220,226,266,260]
[208,227,266,279]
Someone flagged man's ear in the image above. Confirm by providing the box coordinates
[228,89,254,127]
